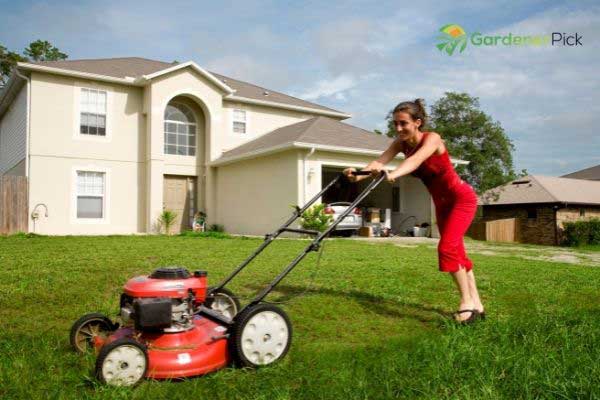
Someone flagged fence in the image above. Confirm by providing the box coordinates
[0,176,28,235]
[468,218,520,243]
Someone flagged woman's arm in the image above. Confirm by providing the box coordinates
[387,133,442,181]
[344,138,403,182]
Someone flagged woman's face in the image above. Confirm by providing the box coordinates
[393,111,421,140]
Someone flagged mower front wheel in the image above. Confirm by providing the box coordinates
[69,312,116,353]
[229,303,292,368]
[96,338,148,386]
[205,287,241,320]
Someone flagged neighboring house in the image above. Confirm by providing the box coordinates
[479,175,600,245]
[561,164,600,181]
[0,57,465,236]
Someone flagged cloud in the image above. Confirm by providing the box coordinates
[295,74,357,101]
[334,4,600,175]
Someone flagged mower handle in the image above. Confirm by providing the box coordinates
[350,170,376,176]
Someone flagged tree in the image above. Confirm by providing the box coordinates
[429,92,520,193]
[375,92,521,194]
[0,45,27,87]
[0,40,67,87]
[24,40,68,62]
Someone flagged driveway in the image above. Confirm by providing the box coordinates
[350,236,600,267]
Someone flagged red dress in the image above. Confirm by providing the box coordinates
[403,132,478,273]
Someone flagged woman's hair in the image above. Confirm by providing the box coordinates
[392,99,428,130]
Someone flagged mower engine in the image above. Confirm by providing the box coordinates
[119,267,207,333]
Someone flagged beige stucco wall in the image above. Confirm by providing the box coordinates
[143,69,226,231]
[216,150,299,235]
[28,72,146,234]
[220,102,308,153]
[28,156,146,235]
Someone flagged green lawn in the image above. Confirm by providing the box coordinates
[0,234,598,399]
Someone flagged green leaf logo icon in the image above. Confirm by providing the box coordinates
[437,24,468,55]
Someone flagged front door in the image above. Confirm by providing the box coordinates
[163,175,197,233]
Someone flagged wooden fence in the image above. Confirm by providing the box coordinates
[468,218,520,243]
[0,176,28,235]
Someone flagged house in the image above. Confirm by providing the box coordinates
[0,57,464,236]
[561,164,600,181]
[478,175,600,245]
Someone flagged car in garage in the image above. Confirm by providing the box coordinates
[324,202,362,237]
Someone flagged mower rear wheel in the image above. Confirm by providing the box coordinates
[229,303,292,368]
[205,287,241,320]
[69,312,115,353]
[96,338,148,386]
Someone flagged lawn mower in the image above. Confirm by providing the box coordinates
[70,171,385,386]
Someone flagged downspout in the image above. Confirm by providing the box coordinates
[302,147,316,203]
[14,68,32,232]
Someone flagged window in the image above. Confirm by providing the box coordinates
[233,109,246,134]
[579,209,585,217]
[164,103,196,156]
[80,88,107,136]
[526,208,537,219]
[76,171,105,218]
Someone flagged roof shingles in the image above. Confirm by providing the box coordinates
[29,57,342,114]
[481,175,600,206]
[217,116,395,162]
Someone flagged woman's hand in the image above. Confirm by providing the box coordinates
[343,167,358,182]
[384,170,396,183]
[369,165,384,178]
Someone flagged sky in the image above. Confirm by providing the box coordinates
[1,0,598,176]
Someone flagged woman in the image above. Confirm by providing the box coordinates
[343,99,485,323]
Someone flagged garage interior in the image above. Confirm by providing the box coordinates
[321,167,433,237]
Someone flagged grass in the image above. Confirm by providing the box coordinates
[0,234,598,399]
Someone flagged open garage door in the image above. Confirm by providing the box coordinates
[321,167,432,237]
[321,167,394,236]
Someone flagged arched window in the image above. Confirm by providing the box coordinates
[164,103,196,156]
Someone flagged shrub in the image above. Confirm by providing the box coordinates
[561,218,600,246]
[157,210,178,235]
[299,204,333,232]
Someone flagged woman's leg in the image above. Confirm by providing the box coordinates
[450,267,475,321]
[466,269,484,313]
[437,193,479,321]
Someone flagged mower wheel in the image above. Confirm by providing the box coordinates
[205,287,241,320]
[229,303,292,368]
[69,312,115,353]
[95,338,148,386]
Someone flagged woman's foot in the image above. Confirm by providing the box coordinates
[453,309,479,324]
[473,302,485,319]
[454,301,477,322]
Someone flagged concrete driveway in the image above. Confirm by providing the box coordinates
[349,236,600,267]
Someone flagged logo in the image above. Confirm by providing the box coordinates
[436,24,583,56]
[436,24,468,55]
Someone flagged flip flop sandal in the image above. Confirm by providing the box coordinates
[452,309,480,325]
